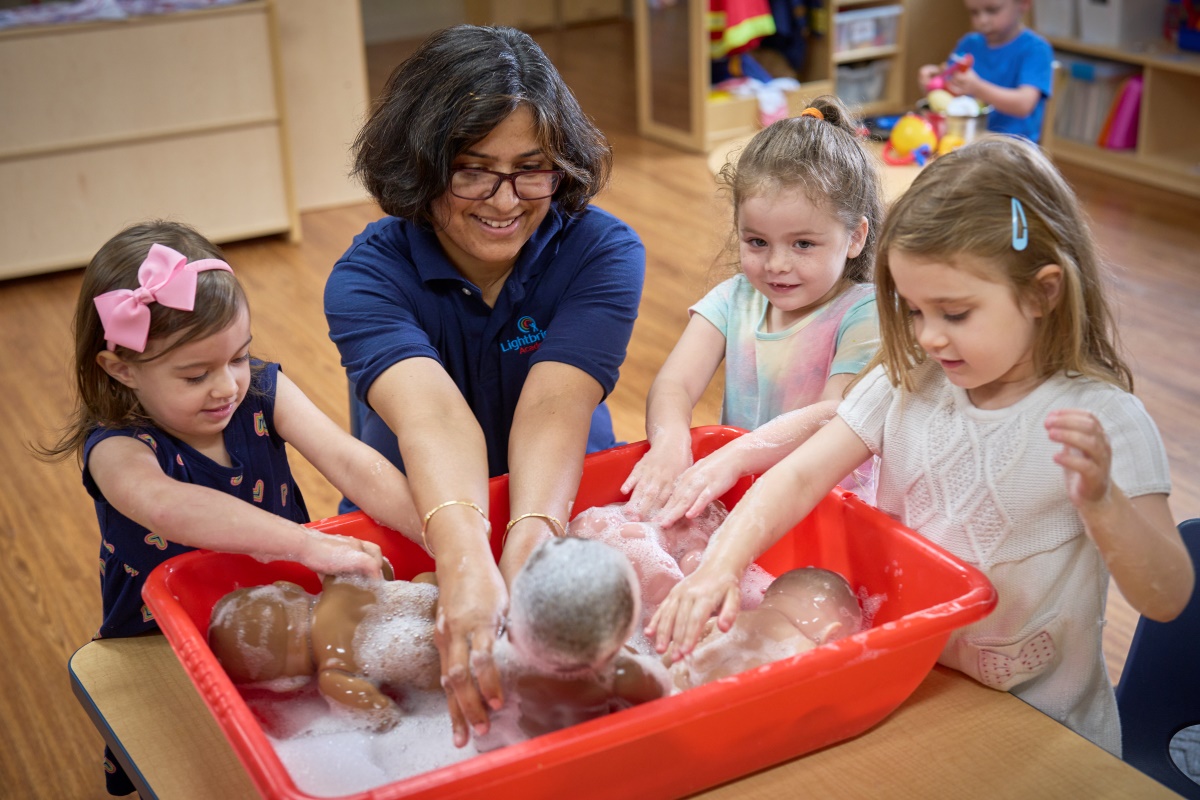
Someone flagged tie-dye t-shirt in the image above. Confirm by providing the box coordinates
[691,277,878,430]
[82,361,308,639]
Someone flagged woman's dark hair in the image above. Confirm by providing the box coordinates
[353,25,612,226]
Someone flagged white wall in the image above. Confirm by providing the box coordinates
[359,0,466,44]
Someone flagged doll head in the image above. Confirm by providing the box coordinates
[507,537,639,673]
[760,567,862,645]
[209,581,317,684]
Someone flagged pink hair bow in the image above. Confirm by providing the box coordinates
[93,243,233,352]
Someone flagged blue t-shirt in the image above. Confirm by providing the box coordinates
[954,28,1054,142]
[325,205,646,478]
[82,361,308,639]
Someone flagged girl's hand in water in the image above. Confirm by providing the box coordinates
[645,559,742,662]
[657,449,745,528]
[1045,409,1112,510]
[432,555,508,747]
[299,530,387,580]
[621,438,693,521]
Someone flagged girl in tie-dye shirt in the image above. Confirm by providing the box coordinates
[623,96,884,520]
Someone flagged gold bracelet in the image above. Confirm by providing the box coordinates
[502,512,567,548]
[420,500,490,558]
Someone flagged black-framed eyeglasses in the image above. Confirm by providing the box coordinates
[449,168,564,201]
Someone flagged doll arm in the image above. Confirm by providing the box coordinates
[622,314,727,520]
[1046,409,1193,621]
[647,416,870,657]
[273,371,422,542]
[87,436,385,578]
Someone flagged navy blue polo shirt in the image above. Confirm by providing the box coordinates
[325,204,645,478]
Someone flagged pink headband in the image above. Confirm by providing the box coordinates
[93,243,233,353]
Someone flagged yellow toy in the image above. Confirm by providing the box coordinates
[883,113,938,165]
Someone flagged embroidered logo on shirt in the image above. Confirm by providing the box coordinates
[501,315,547,355]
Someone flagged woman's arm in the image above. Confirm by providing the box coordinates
[87,437,385,577]
[1046,408,1193,621]
[622,314,727,519]
[648,415,871,657]
[272,371,421,542]
[501,360,603,580]
[367,356,507,748]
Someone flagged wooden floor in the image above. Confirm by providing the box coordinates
[1,20,1197,799]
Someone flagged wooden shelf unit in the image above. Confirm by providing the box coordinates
[1043,36,1200,199]
[816,0,909,117]
[0,1,299,280]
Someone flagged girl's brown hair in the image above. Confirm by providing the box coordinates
[872,135,1131,392]
[714,95,884,286]
[36,220,249,463]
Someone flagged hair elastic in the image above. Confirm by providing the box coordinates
[1011,197,1029,251]
[420,499,491,558]
[503,512,567,547]
[799,107,825,121]
[93,243,233,353]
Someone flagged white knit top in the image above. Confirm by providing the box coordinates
[838,361,1171,755]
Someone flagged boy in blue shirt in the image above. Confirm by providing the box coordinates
[918,0,1054,142]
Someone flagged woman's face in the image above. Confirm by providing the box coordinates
[432,105,554,281]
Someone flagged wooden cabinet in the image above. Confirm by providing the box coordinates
[1042,36,1200,200]
[0,1,297,280]
[635,0,918,153]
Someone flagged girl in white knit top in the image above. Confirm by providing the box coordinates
[647,135,1194,756]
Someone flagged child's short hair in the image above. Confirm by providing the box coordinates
[874,135,1131,391]
[353,25,611,226]
[717,95,884,283]
[508,536,638,670]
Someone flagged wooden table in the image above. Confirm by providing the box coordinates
[69,635,1179,800]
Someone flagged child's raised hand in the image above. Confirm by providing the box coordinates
[299,529,387,580]
[645,561,742,661]
[945,67,982,99]
[622,441,693,521]
[1045,409,1113,509]
[917,63,941,92]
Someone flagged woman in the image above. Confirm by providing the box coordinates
[324,25,645,747]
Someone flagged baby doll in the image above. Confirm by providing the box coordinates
[209,536,671,744]
[208,571,441,724]
[568,501,775,649]
[669,567,862,690]
[474,536,673,750]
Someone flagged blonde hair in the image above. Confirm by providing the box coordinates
[35,220,251,463]
[872,135,1131,392]
[714,95,884,286]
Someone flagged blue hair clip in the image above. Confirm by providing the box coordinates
[1011,197,1028,251]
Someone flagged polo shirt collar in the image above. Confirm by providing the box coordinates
[409,207,566,291]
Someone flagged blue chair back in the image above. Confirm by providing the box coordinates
[1116,518,1200,798]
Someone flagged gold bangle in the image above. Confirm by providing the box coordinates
[502,512,567,548]
[420,500,490,558]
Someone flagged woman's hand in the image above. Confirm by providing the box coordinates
[432,553,509,747]
[622,439,693,521]
[297,530,386,580]
[645,559,743,662]
[1045,409,1112,511]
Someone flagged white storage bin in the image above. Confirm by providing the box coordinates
[834,6,902,53]
[1077,0,1167,47]
[837,59,889,106]
[1034,0,1077,37]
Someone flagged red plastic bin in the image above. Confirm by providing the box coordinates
[143,426,996,800]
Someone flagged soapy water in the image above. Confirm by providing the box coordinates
[225,504,876,795]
